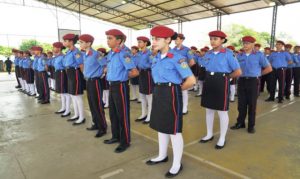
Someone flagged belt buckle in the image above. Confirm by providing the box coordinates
[210,72,214,75]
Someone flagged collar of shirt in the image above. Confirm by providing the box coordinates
[208,47,226,54]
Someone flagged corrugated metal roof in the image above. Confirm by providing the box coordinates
[36,0,300,30]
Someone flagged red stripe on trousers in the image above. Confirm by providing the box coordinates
[120,84,129,144]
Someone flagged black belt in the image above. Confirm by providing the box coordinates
[155,82,177,86]
[109,81,128,85]
[140,69,151,72]
[274,67,286,70]
[56,69,65,72]
[240,77,258,80]
[66,67,79,70]
[86,77,100,81]
[206,71,229,77]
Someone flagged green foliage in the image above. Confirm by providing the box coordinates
[0,46,12,56]
[19,39,52,52]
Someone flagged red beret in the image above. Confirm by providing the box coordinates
[150,25,174,38]
[105,29,125,38]
[31,46,43,52]
[24,50,31,56]
[79,34,94,43]
[12,48,18,53]
[227,45,235,51]
[52,42,64,49]
[276,40,285,45]
[208,30,227,38]
[204,46,210,50]
[200,48,208,52]
[285,44,292,48]
[137,36,150,42]
[177,33,185,39]
[97,48,107,54]
[131,46,139,50]
[63,33,76,40]
[190,46,197,50]
[264,47,271,51]
[254,43,261,47]
[242,36,256,43]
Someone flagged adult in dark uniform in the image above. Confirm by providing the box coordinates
[33,46,50,104]
[5,57,12,74]
[103,29,139,153]
[129,45,140,102]
[230,36,272,133]
[62,34,86,123]
[145,25,196,178]
[292,46,300,97]
[265,40,293,103]
[284,44,294,99]
[135,36,153,124]
[260,47,272,93]
[97,48,110,108]
[199,30,241,149]
[78,34,107,136]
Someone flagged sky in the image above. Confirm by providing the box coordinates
[0,0,300,49]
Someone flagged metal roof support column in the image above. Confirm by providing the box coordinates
[217,12,222,30]
[55,0,60,41]
[78,0,82,34]
[178,19,183,33]
[270,5,278,49]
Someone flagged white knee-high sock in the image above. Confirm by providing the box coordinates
[151,132,169,162]
[52,79,56,90]
[217,110,229,146]
[19,78,24,90]
[170,133,184,174]
[202,108,215,140]
[63,94,71,114]
[131,85,137,99]
[138,93,147,119]
[230,85,236,101]
[197,80,204,95]
[24,81,29,92]
[145,94,153,122]
[104,90,109,107]
[58,94,66,112]
[70,95,78,119]
[29,84,34,94]
[48,78,51,88]
[103,90,107,105]
[34,82,38,95]
[74,95,85,123]
[182,90,188,113]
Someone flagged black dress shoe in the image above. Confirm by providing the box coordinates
[199,136,214,143]
[135,116,147,122]
[183,111,188,115]
[294,94,300,97]
[61,112,71,118]
[215,142,226,150]
[265,98,274,102]
[86,125,98,131]
[230,100,235,103]
[41,101,50,104]
[114,144,130,153]
[104,138,119,144]
[29,94,36,97]
[35,96,40,99]
[248,128,256,134]
[286,96,290,100]
[146,157,168,165]
[278,99,283,103]
[15,85,21,88]
[130,98,137,101]
[165,164,183,178]
[67,117,78,121]
[137,101,141,103]
[195,94,201,97]
[95,131,106,138]
[142,121,150,124]
[55,110,65,114]
[230,123,246,130]
[73,119,86,125]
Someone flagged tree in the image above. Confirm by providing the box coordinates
[0,46,12,56]
[19,39,52,52]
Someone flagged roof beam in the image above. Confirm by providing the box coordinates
[80,0,107,12]
[191,0,230,15]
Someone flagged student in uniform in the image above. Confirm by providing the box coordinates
[284,44,294,99]
[227,45,238,102]
[254,43,261,52]
[97,48,110,108]
[230,36,272,133]
[18,51,26,93]
[23,51,35,96]
[135,36,153,124]
[12,49,21,88]
[33,46,50,104]
[173,33,196,115]
[199,30,242,149]
[129,46,140,102]
[78,34,107,136]
[260,47,272,93]
[265,40,293,103]
[31,46,40,99]
[52,42,71,117]
[103,29,139,153]
[292,46,300,97]
[190,46,199,91]
[62,33,86,124]
[47,51,55,91]
[145,25,196,178]
[195,47,208,97]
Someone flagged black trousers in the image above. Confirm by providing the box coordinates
[293,67,300,96]
[269,68,286,100]
[260,73,271,93]
[284,68,293,98]
[6,67,11,74]
[86,78,107,133]
[38,71,50,101]
[109,81,130,147]
[237,77,260,129]
[15,66,21,86]
[35,70,41,95]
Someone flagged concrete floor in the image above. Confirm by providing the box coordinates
[0,72,299,179]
